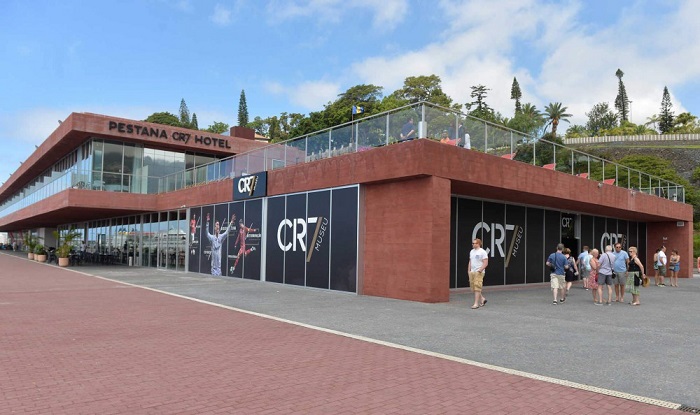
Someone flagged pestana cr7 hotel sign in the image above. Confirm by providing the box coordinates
[107,120,231,149]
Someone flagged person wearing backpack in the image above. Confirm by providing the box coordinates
[546,243,568,305]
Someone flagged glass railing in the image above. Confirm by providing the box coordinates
[1,102,686,221]
[0,169,163,218]
[158,102,684,203]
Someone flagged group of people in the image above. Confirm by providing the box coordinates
[652,246,681,287]
[549,243,647,306]
[467,239,680,309]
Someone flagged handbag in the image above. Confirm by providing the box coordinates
[634,274,641,286]
[642,276,650,287]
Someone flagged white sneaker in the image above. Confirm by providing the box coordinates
[251,246,256,251]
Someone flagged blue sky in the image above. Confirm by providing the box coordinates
[2,0,700,186]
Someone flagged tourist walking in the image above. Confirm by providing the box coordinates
[613,243,629,302]
[546,243,568,305]
[626,246,646,306]
[468,238,489,309]
[564,248,579,295]
[589,249,600,304]
[578,246,591,290]
[597,245,615,305]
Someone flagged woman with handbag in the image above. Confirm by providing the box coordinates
[626,246,646,306]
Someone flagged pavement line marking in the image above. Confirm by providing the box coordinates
[65,268,681,410]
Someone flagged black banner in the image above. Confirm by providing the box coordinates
[482,202,505,286]
[505,205,526,285]
[283,193,307,286]
[199,205,214,275]
[233,172,267,200]
[330,187,358,292]
[306,190,331,289]
[525,208,544,283]
[265,196,286,283]
[188,207,202,273]
[225,201,245,277]
[455,198,482,288]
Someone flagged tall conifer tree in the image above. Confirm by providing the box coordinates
[179,98,191,126]
[614,69,629,122]
[238,90,249,127]
[659,86,674,134]
[510,77,522,114]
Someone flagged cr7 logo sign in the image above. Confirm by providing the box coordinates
[277,217,328,262]
[238,176,258,196]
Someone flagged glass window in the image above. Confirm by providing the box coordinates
[103,141,123,173]
[93,140,104,171]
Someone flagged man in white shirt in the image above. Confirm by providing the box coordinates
[657,246,667,287]
[468,238,489,309]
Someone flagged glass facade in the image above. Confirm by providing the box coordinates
[74,209,188,270]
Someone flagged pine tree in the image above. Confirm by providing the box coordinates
[238,90,249,127]
[614,69,629,122]
[510,77,522,114]
[191,113,199,130]
[659,86,674,134]
[179,99,191,127]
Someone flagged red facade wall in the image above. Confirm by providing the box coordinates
[646,221,693,278]
[362,176,452,302]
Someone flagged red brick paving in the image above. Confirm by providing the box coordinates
[0,254,678,414]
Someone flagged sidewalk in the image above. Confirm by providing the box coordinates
[1,252,696,414]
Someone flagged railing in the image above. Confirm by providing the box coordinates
[0,102,686,221]
[0,170,162,219]
[158,102,685,203]
[564,133,700,145]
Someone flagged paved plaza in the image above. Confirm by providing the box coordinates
[1,251,698,414]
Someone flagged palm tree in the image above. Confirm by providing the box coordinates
[543,102,572,138]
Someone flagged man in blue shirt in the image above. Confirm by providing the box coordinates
[613,243,630,302]
[546,243,568,305]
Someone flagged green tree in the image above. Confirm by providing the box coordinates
[543,102,572,138]
[659,86,674,134]
[565,124,589,138]
[391,75,454,108]
[510,77,522,114]
[614,69,630,122]
[238,90,249,127]
[585,102,618,136]
[144,112,181,127]
[465,84,497,122]
[671,112,700,133]
[644,114,660,132]
[179,99,191,126]
[191,113,198,130]
[507,102,542,136]
[205,121,229,134]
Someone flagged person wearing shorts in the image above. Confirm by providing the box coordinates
[657,246,667,287]
[546,243,568,305]
[468,238,489,309]
[578,246,591,290]
[613,243,629,302]
[596,245,615,305]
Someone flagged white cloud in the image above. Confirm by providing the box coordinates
[266,0,408,29]
[210,3,232,26]
[264,80,340,110]
[344,0,700,128]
